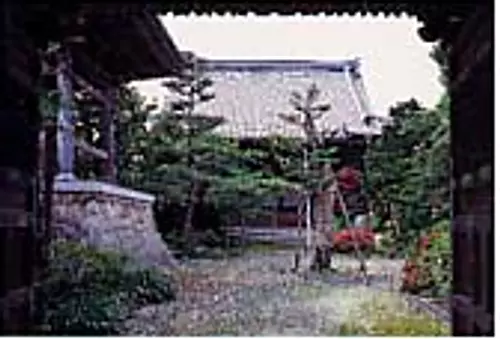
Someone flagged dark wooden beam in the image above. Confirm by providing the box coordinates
[68,71,112,110]
[98,88,117,182]
[75,137,108,160]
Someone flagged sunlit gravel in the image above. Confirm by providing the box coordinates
[120,250,404,335]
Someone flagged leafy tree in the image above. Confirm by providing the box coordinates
[364,95,450,254]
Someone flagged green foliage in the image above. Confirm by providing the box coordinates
[337,294,450,336]
[365,95,450,252]
[339,313,450,336]
[112,62,299,257]
[35,240,175,335]
[116,87,158,188]
[426,221,452,297]
[144,114,295,223]
[38,88,60,122]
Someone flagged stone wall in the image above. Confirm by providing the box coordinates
[52,179,177,269]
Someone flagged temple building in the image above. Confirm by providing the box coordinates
[194,58,384,226]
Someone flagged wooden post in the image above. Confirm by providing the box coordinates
[0,79,41,334]
[303,147,312,252]
[99,88,117,182]
[272,198,279,228]
[239,220,246,255]
[54,49,76,181]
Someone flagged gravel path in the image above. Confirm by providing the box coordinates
[120,250,405,336]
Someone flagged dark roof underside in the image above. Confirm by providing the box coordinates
[200,59,361,73]
[16,5,185,86]
[66,10,185,85]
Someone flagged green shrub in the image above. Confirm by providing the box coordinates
[35,240,176,335]
[338,294,450,336]
[155,201,225,242]
[339,313,450,336]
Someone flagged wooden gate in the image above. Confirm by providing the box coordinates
[0,2,46,333]
[449,5,493,335]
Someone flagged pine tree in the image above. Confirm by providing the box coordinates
[161,52,216,251]
[155,53,294,255]
[278,83,337,270]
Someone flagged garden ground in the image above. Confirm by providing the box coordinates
[120,247,448,336]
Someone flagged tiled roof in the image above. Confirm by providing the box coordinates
[149,3,466,18]
[189,58,381,139]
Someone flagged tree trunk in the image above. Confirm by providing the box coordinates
[312,164,335,270]
[182,179,203,254]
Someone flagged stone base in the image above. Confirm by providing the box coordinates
[52,179,178,269]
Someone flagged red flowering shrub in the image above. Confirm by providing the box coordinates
[401,261,417,291]
[401,258,431,293]
[401,222,451,297]
[332,227,375,253]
